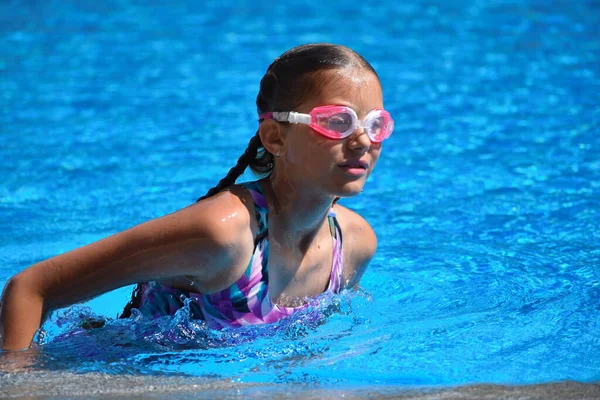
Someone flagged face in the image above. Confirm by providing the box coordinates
[278,68,385,199]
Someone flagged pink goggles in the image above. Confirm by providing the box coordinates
[259,105,394,143]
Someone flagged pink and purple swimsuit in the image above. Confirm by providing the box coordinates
[121,181,345,329]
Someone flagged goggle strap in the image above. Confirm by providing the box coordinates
[269,111,287,122]
[271,111,310,125]
[289,112,311,124]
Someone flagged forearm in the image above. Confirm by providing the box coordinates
[0,275,47,351]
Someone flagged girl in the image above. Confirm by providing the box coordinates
[0,43,394,351]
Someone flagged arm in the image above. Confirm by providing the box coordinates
[0,190,254,351]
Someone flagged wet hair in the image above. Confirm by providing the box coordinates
[197,43,379,202]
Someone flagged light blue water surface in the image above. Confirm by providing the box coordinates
[1,0,599,389]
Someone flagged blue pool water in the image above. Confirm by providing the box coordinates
[1,0,599,393]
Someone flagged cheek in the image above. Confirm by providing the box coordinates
[369,145,382,166]
[283,127,304,164]
[285,128,336,165]
[285,140,311,165]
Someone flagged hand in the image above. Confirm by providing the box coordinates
[0,346,39,373]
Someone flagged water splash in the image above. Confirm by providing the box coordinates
[21,290,373,380]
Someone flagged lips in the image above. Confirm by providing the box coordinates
[339,159,368,169]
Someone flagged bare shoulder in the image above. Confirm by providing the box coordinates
[333,204,378,256]
[331,204,377,288]
[163,186,258,279]
[181,186,256,245]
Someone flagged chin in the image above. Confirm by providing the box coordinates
[330,179,367,198]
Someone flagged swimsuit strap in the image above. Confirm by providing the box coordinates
[326,208,344,292]
[328,210,341,240]
[240,181,269,244]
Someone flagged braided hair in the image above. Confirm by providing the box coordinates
[197,43,378,202]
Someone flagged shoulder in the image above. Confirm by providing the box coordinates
[129,186,258,281]
[333,204,378,256]
[332,204,377,288]
[182,186,257,243]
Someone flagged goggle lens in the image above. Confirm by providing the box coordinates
[315,111,353,139]
[311,107,394,142]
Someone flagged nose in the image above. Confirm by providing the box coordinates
[347,126,372,151]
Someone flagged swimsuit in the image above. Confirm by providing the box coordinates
[121,181,344,329]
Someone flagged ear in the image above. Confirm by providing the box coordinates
[258,120,285,157]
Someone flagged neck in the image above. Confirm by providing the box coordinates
[261,174,334,252]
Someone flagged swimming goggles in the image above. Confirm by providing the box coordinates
[259,105,394,143]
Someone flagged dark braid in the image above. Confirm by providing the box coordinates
[198,43,379,201]
[196,133,262,202]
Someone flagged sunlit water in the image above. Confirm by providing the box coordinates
[1,0,599,392]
